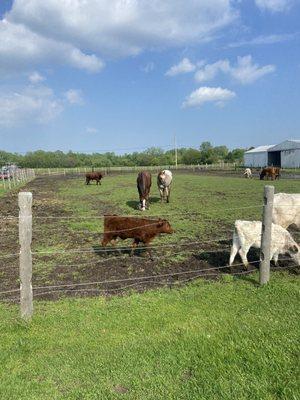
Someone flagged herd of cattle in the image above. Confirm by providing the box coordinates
[244,167,281,180]
[84,169,300,267]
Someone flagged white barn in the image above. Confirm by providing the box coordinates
[244,139,300,168]
[243,145,274,167]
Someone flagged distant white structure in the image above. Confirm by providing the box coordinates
[243,145,274,167]
[244,140,300,168]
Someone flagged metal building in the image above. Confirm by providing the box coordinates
[243,145,274,167]
[244,139,300,168]
[267,139,300,168]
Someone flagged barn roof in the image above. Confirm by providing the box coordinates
[268,139,300,152]
[245,145,274,154]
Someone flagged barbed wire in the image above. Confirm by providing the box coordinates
[1,262,299,302]
[0,204,265,221]
[30,237,232,257]
[29,265,300,299]
[31,260,261,292]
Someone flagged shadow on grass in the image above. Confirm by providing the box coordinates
[126,197,161,210]
[92,244,149,258]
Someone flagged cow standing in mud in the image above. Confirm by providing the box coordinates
[101,215,174,257]
[85,172,103,185]
[157,170,173,203]
[229,220,300,268]
[137,171,152,211]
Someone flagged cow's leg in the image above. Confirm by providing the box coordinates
[143,241,153,260]
[273,252,279,266]
[159,189,163,203]
[238,246,250,269]
[86,178,89,185]
[167,187,170,203]
[145,197,149,210]
[130,239,139,256]
[141,199,146,211]
[229,240,239,266]
[101,234,113,247]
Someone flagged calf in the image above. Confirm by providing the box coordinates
[157,170,173,203]
[101,215,174,255]
[86,171,103,185]
[137,171,152,211]
[243,168,252,179]
[273,193,300,229]
[229,220,299,268]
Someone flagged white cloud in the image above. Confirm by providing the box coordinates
[28,71,45,83]
[255,0,295,12]
[182,86,236,108]
[64,89,84,105]
[0,0,238,76]
[194,60,230,82]
[166,58,196,76]
[228,33,298,48]
[0,85,63,127]
[141,62,155,73]
[194,55,275,84]
[0,18,104,77]
[86,127,98,134]
[230,55,275,84]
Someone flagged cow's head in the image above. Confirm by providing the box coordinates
[288,243,300,263]
[259,170,265,180]
[157,219,174,234]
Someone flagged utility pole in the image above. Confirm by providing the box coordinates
[174,135,178,169]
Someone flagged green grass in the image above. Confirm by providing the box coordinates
[59,173,300,244]
[0,272,299,399]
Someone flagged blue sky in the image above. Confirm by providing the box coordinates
[0,0,299,153]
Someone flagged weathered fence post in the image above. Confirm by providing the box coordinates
[260,185,274,285]
[19,192,33,320]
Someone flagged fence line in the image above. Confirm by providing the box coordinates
[17,263,300,300]
[0,205,296,221]
[32,261,260,292]
[0,168,35,192]
[2,261,299,302]
[1,186,299,319]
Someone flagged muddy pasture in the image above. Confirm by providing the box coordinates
[0,173,299,301]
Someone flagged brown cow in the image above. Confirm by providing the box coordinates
[137,171,151,210]
[101,215,174,256]
[86,171,103,185]
[260,167,280,181]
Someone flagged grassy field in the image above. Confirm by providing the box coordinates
[0,272,299,399]
[59,172,300,243]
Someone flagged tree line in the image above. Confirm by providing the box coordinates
[0,142,245,168]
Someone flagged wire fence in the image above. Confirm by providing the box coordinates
[0,178,299,323]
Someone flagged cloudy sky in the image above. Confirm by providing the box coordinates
[0,0,299,153]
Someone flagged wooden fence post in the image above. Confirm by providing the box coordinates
[19,192,33,320]
[260,185,274,285]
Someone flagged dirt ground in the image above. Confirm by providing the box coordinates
[0,174,298,302]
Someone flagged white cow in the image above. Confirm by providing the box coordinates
[157,170,173,203]
[243,168,252,178]
[229,220,300,268]
[272,193,300,229]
